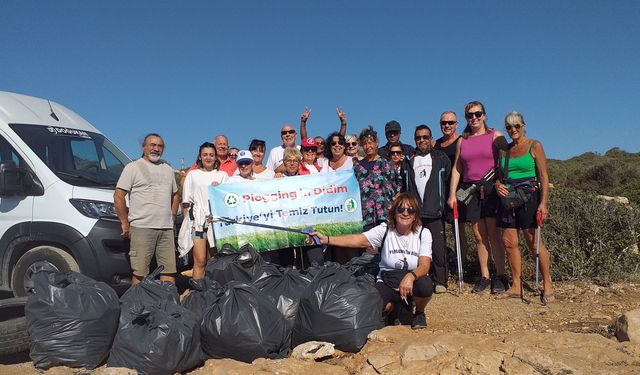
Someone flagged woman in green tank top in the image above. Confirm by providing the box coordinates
[495,112,554,304]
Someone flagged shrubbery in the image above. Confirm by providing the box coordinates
[449,187,640,282]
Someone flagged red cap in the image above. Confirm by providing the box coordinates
[301,137,317,148]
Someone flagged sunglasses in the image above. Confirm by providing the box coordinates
[227,153,238,159]
[389,150,403,156]
[315,141,325,145]
[346,142,358,147]
[281,130,296,135]
[331,140,345,146]
[238,161,252,167]
[505,124,523,131]
[465,111,484,119]
[396,206,416,215]
[440,120,457,126]
[415,135,431,141]
[302,147,317,153]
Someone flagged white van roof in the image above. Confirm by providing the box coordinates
[0,91,101,134]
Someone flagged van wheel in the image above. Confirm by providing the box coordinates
[0,297,29,355]
[11,246,79,297]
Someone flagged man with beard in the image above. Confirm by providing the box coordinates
[266,123,300,173]
[406,125,451,293]
[114,133,180,285]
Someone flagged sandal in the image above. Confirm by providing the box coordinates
[495,291,521,300]
[540,291,556,305]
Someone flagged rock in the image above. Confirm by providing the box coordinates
[366,351,400,372]
[500,357,538,375]
[401,343,449,363]
[291,341,335,360]
[616,309,640,343]
[591,312,611,321]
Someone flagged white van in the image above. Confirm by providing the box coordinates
[0,91,134,296]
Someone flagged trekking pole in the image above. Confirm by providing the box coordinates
[535,210,543,292]
[210,216,321,245]
[453,202,464,293]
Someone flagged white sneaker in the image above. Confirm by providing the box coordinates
[434,284,447,294]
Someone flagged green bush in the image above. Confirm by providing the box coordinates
[544,187,640,281]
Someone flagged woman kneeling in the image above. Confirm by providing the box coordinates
[311,193,433,329]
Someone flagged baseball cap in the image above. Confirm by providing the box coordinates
[236,150,253,165]
[385,120,401,133]
[301,137,318,148]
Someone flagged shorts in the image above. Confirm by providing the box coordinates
[459,182,499,222]
[129,226,177,277]
[498,189,540,229]
[375,275,433,309]
[194,226,208,240]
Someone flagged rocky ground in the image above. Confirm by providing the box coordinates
[2,280,639,374]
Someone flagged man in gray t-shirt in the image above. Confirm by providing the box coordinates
[114,133,179,285]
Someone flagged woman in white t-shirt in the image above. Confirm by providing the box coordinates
[248,139,275,180]
[181,142,228,280]
[324,132,354,172]
[310,193,433,329]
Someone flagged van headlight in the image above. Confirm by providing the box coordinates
[69,199,117,219]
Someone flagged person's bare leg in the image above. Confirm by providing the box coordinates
[500,228,521,295]
[192,238,207,280]
[472,220,491,279]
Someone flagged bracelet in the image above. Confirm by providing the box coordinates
[410,271,418,280]
[327,236,330,245]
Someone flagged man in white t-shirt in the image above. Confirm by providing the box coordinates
[407,124,451,294]
[114,133,180,285]
[266,124,300,173]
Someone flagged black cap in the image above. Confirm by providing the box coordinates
[385,120,401,133]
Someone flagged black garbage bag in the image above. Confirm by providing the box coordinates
[200,281,290,363]
[345,252,380,279]
[251,263,313,328]
[292,263,383,352]
[181,278,224,322]
[25,270,120,370]
[107,300,201,375]
[119,266,180,310]
[205,243,264,285]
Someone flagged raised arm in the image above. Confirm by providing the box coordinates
[336,107,347,136]
[299,108,312,139]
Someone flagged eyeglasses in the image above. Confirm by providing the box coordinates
[440,120,457,126]
[284,159,299,164]
[415,135,431,141]
[396,206,416,215]
[389,150,403,156]
[465,111,484,119]
[227,153,238,159]
[281,130,296,136]
[346,142,358,147]
[505,124,523,131]
[331,140,345,146]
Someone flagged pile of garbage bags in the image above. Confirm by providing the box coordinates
[25,245,383,373]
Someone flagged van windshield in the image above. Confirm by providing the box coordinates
[10,124,131,187]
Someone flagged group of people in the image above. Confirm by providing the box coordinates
[114,100,554,330]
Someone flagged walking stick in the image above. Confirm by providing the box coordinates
[453,202,464,293]
[210,216,321,245]
[534,210,543,292]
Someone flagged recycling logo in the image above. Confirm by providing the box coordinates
[344,198,357,213]
[224,193,239,207]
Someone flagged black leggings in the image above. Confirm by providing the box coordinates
[375,276,433,310]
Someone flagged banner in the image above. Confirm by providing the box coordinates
[209,170,363,252]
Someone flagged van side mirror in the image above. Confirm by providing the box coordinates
[0,161,44,196]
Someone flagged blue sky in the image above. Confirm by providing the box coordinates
[1,1,638,167]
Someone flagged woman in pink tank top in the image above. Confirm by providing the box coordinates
[447,101,507,295]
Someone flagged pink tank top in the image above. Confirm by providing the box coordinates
[459,129,497,183]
